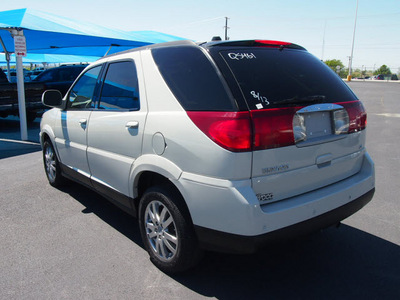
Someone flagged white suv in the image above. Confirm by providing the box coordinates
[40,40,375,273]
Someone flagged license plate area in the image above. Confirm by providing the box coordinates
[304,111,332,138]
[294,104,347,147]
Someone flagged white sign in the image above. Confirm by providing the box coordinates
[14,35,27,57]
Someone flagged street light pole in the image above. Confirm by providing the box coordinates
[347,0,359,81]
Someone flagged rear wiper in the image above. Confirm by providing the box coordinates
[279,95,326,105]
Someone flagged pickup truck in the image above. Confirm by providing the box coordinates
[0,68,46,123]
[0,64,87,122]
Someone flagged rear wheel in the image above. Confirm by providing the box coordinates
[43,140,65,187]
[139,185,202,273]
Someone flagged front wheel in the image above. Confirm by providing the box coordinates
[138,186,202,273]
[43,140,65,187]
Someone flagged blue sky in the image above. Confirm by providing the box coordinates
[2,0,399,72]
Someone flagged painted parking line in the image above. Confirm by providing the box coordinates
[375,113,400,118]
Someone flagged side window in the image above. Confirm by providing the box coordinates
[68,66,101,109]
[59,68,82,81]
[36,69,57,82]
[152,46,235,111]
[99,61,140,110]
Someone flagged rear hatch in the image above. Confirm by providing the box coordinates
[206,41,367,203]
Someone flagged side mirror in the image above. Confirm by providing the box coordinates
[42,90,64,108]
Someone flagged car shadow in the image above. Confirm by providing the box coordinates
[58,182,400,299]
[176,228,400,299]
[58,181,144,248]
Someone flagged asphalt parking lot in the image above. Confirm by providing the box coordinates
[1,81,399,299]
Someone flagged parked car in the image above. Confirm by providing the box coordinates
[33,64,88,96]
[372,74,385,80]
[0,68,8,82]
[27,69,44,81]
[40,40,375,273]
[0,64,87,122]
[5,69,31,82]
[372,74,398,81]
[0,68,46,122]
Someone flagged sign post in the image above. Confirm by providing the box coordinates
[12,30,28,141]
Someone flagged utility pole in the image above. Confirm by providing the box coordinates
[347,0,359,81]
[224,17,230,40]
[321,20,327,61]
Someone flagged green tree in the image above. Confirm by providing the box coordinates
[374,65,391,75]
[324,59,344,71]
[324,59,346,77]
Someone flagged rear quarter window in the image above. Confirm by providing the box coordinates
[99,61,140,110]
[151,46,236,111]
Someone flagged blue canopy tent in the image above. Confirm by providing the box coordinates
[0,53,100,64]
[0,8,186,56]
[0,8,186,140]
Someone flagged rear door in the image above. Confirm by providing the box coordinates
[210,44,366,203]
[87,55,147,202]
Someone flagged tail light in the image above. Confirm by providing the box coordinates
[337,101,367,133]
[187,100,366,152]
[186,111,252,152]
[187,109,298,152]
[251,108,299,150]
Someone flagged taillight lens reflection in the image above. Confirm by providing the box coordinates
[333,109,350,134]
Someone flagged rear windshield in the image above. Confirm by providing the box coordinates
[210,48,357,110]
[152,46,236,111]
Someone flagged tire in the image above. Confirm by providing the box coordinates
[42,140,65,187]
[138,185,202,274]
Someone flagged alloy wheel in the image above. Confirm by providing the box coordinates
[44,145,57,182]
[144,200,178,262]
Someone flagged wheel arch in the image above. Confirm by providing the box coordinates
[40,125,55,146]
[40,126,61,163]
[133,170,195,229]
[130,154,182,198]
[130,156,194,225]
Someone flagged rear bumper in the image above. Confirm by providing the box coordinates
[178,152,375,253]
[195,188,374,254]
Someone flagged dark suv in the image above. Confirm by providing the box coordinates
[34,64,88,96]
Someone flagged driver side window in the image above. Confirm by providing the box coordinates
[68,66,101,109]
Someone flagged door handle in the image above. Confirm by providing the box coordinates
[79,119,87,125]
[125,121,139,129]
